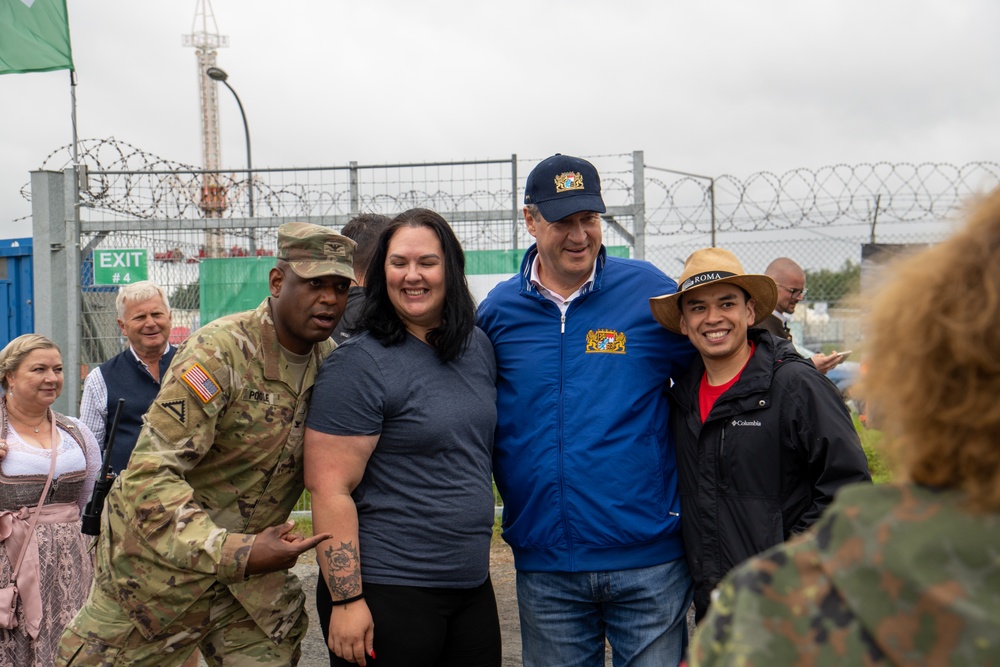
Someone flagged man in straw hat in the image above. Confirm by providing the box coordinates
[60,222,356,665]
[650,247,871,622]
[689,192,1000,667]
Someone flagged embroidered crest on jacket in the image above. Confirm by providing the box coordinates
[586,329,626,354]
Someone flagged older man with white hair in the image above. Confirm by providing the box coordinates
[79,280,176,472]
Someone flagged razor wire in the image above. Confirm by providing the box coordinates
[642,162,1000,235]
[21,139,998,238]
[22,138,516,223]
[21,140,1000,353]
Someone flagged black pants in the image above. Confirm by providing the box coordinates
[317,575,502,667]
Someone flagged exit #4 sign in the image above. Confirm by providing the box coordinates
[93,249,149,285]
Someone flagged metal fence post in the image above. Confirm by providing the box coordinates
[709,179,717,248]
[349,161,359,217]
[632,150,645,260]
[30,170,77,414]
[511,154,518,251]
[64,167,82,413]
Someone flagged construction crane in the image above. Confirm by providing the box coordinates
[182,0,228,255]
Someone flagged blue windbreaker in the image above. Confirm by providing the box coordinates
[478,245,694,572]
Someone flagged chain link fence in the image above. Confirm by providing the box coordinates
[640,160,1000,350]
[27,139,1000,406]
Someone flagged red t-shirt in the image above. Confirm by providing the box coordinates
[698,342,756,423]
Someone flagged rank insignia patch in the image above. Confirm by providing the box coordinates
[160,399,187,425]
[181,363,221,403]
[554,171,585,193]
[586,329,626,354]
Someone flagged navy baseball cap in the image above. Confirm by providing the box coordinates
[524,154,607,222]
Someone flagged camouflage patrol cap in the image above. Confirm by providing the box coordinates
[276,222,357,281]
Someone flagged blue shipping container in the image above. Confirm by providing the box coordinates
[0,238,34,348]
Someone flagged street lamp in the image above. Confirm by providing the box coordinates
[206,66,253,218]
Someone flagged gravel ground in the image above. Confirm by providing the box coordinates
[288,541,694,667]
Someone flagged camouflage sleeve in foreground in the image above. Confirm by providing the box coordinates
[689,483,1000,667]
[687,539,882,666]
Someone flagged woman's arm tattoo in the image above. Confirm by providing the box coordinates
[323,541,361,599]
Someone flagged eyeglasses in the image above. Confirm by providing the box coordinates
[778,284,808,298]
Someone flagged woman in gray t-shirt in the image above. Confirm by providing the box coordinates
[305,208,501,667]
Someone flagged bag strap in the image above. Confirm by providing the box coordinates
[8,411,58,582]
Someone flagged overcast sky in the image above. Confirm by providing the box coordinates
[2,0,998,238]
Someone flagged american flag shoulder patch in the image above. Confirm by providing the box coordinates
[181,363,221,403]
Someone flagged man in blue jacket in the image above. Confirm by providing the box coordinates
[478,154,695,667]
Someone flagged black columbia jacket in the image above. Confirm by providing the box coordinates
[669,329,871,619]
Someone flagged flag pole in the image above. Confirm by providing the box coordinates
[70,68,78,167]
[66,65,83,410]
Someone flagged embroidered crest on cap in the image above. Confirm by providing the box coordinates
[181,363,221,403]
[554,171,585,193]
[586,329,626,354]
[160,399,187,425]
[323,239,348,258]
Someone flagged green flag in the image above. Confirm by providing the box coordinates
[0,0,74,75]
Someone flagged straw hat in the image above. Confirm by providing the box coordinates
[650,248,778,333]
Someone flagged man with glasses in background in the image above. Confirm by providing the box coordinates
[754,257,843,374]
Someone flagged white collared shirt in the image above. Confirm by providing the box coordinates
[529,255,597,315]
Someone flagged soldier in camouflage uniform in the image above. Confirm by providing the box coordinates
[58,223,356,666]
[689,191,1000,666]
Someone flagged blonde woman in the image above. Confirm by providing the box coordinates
[0,334,100,666]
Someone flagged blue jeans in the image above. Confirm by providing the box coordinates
[516,559,692,667]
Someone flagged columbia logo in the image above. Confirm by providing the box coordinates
[731,419,762,427]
